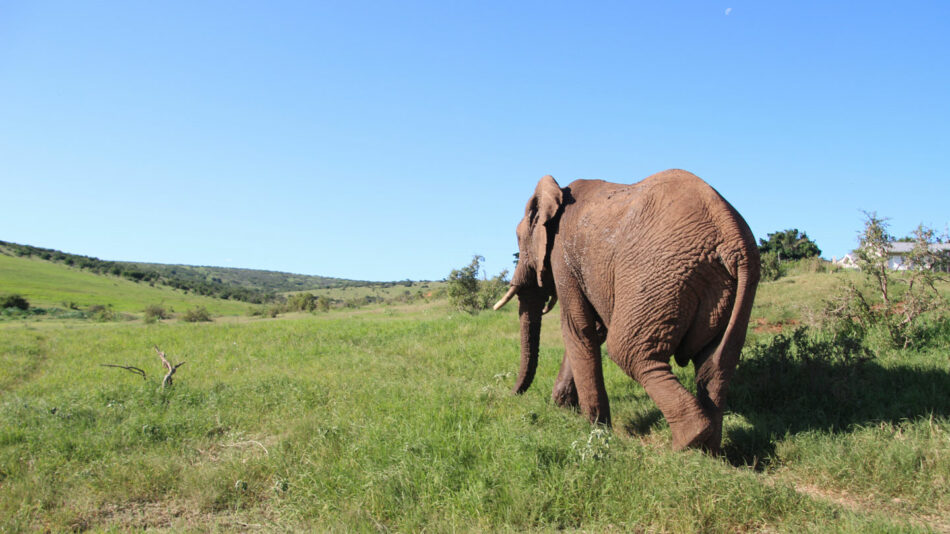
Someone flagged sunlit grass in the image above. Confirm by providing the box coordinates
[2,298,946,531]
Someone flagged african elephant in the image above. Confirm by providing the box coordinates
[494,169,760,452]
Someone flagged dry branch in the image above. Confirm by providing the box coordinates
[154,345,185,388]
[99,364,147,380]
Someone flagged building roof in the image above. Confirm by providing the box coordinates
[887,242,950,254]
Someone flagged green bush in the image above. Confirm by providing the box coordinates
[286,292,317,312]
[758,228,821,261]
[447,255,509,314]
[0,294,29,311]
[143,304,169,323]
[447,256,482,312]
[759,251,784,281]
[823,213,950,350]
[181,306,212,322]
[87,304,117,322]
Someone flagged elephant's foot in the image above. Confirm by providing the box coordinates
[701,416,724,455]
[670,415,713,452]
[552,381,579,410]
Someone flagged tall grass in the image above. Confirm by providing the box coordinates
[2,297,946,531]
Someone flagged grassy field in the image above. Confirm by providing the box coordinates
[1,259,948,531]
[285,280,446,301]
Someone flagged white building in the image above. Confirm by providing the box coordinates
[834,243,950,271]
[885,242,950,271]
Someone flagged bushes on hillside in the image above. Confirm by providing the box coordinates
[87,305,117,322]
[0,294,29,311]
[144,304,169,323]
[181,306,212,322]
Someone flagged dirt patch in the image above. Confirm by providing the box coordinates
[791,482,950,532]
[752,318,800,334]
[68,501,280,532]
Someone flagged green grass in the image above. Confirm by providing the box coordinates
[0,253,253,318]
[284,280,445,300]
[1,299,947,531]
[1,257,948,531]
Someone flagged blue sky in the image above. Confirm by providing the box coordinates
[2,1,948,281]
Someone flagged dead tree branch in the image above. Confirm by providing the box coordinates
[155,345,186,388]
[100,364,147,380]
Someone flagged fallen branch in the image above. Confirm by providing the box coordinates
[155,345,186,388]
[99,364,147,380]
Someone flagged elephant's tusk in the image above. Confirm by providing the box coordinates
[493,286,518,310]
[542,294,558,315]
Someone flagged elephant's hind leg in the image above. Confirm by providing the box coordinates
[692,338,740,454]
[609,324,712,451]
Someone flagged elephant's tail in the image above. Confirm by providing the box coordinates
[702,241,761,385]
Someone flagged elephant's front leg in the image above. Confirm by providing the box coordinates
[551,351,578,409]
[552,316,607,409]
[559,298,610,426]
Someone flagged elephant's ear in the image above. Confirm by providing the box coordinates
[530,175,563,288]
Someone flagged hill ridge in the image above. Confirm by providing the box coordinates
[0,240,399,303]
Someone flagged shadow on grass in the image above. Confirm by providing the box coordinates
[622,408,663,437]
[616,328,950,470]
[722,330,950,470]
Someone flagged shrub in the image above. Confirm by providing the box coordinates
[286,292,317,312]
[447,255,509,314]
[143,304,169,323]
[478,269,510,310]
[759,251,783,282]
[820,213,949,350]
[447,256,482,312]
[0,294,29,311]
[87,304,117,322]
[181,306,212,322]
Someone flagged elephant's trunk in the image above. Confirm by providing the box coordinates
[512,288,544,395]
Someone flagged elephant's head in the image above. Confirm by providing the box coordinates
[494,175,563,394]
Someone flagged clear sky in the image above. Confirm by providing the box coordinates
[2,1,948,281]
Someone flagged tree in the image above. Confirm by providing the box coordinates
[447,255,483,313]
[855,212,893,306]
[447,255,509,313]
[827,212,948,349]
[758,229,821,261]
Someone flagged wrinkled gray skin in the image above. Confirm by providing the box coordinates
[495,170,760,452]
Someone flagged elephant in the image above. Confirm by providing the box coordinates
[493,169,760,452]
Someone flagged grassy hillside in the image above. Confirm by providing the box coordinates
[0,253,252,318]
[1,240,419,304]
[1,268,948,531]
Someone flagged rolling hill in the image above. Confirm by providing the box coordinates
[0,240,426,309]
[0,252,253,316]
